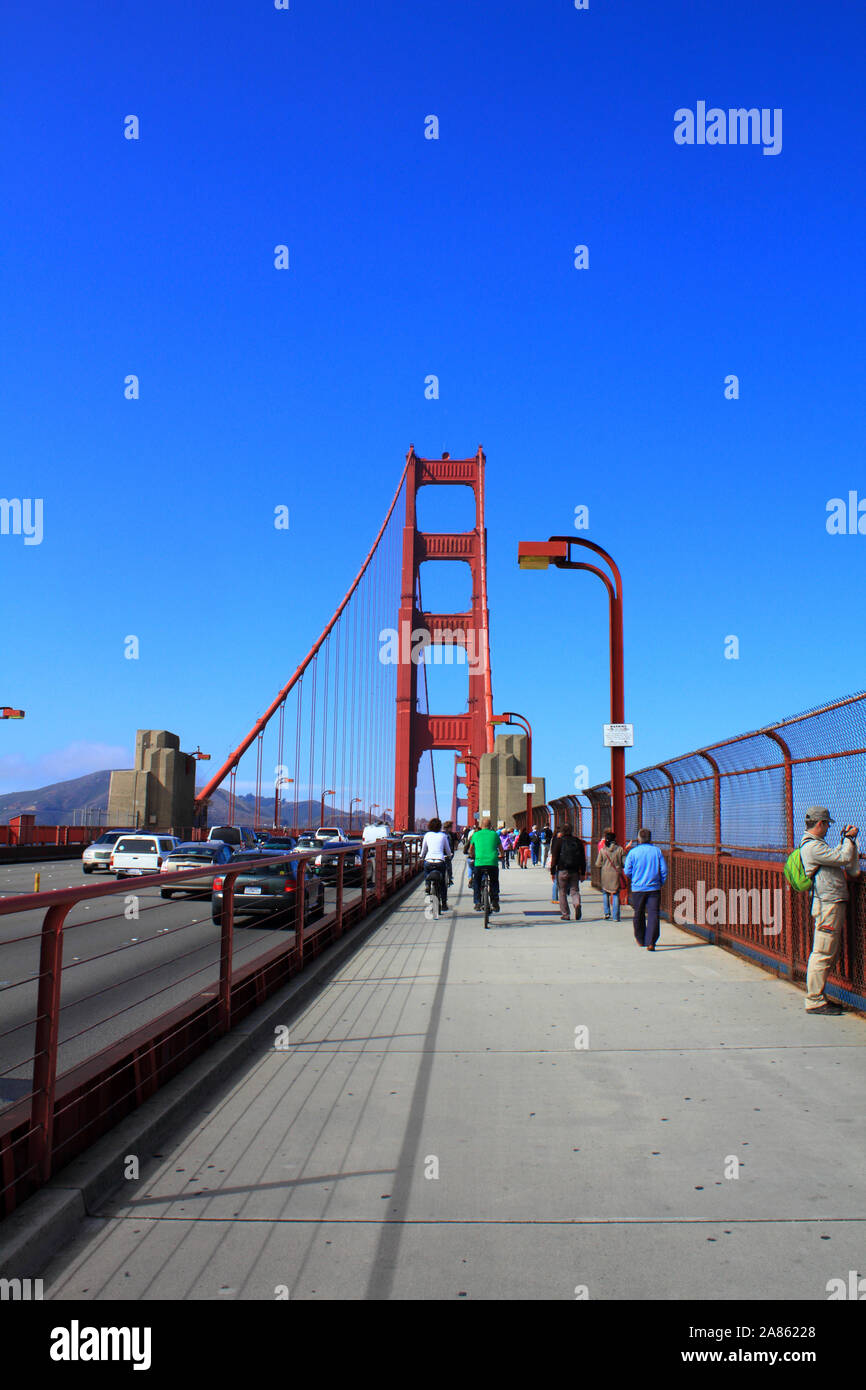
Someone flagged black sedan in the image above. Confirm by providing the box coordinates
[313,839,375,886]
[211,848,325,929]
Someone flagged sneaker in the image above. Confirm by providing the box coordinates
[474,905,483,912]
[560,915,570,921]
[491,905,500,913]
[574,909,582,921]
[603,913,610,920]
[807,1002,843,1015]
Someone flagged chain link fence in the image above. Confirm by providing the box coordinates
[547,692,866,1005]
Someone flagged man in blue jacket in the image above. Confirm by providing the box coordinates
[623,828,668,950]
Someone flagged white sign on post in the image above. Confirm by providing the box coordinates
[604,724,634,747]
[522,783,536,794]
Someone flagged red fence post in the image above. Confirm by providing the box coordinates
[361,847,369,915]
[766,729,797,976]
[296,859,306,967]
[30,901,71,1183]
[336,852,344,937]
[217,869,239,1034]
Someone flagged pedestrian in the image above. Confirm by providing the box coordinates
[596,827,624,921]
[548,825,563,900]
[516,826,531,868]
[442,819,457,887]
[467,815,503,921]
[549,821,586,921]
[499,825,512,869]
[799,807,860,1015]
[529,827,541,866]
[623,828,667,949]
[541,824,552,867]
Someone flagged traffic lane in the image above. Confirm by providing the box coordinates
[0,879,360,1091]
[0,857,95,899]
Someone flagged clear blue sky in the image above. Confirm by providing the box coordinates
[1,0,864,807]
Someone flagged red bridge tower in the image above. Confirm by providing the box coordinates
[394,446,495,830]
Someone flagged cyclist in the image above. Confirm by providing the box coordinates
[467,815,504,919]
[420,816,452,910]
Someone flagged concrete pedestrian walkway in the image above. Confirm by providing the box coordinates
[40,857,866,1300]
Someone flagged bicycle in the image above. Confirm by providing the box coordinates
[424,861,446,919]
[475,866,493,929]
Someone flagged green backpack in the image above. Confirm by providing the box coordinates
[783,842,814,894]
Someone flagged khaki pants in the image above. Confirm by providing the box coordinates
[805,900,846,1010]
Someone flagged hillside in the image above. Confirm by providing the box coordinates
[0,770,364,830]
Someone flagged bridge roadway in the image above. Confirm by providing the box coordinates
[35,854,866,1301]
[0,858,365,1091]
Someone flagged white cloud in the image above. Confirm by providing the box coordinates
[0,742,132,795]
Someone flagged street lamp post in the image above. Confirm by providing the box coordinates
[517,536,626,848]
[488,712,533,832]
[350,797,363,833]
[320,788,335,828]
[275,775,293,831]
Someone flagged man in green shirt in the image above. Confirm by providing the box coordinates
[467,815,504,916]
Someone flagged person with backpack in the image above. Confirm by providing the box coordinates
[529,827,541,866]
[623,829,667,949]
[797,807,859,1015]
[597,827,624,921]
[550,821,586,921]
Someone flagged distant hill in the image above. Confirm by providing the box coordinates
[0,770,375,832]
[0,771,113,824]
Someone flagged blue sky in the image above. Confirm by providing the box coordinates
[1,0,864,812]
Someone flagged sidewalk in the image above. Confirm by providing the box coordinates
[40,859,866,1300]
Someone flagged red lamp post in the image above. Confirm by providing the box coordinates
[320,789,335,828]
[517,536,626,849]
[489,712,534,831]
[350,797,363,833]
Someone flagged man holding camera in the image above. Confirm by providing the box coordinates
[799,807,860,1015]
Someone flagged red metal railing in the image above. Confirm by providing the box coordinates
[546,691,866,1005]
[0,839,422,1218]
[0,824,99,848]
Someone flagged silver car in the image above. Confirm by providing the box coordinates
[82,829,138,874]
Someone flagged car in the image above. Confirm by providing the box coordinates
[81,829,138,874]
[315,826,343,845]
[160,841,234,897]
[361,822,390,845]
[207,825,257,851]
[211,847,325,929]
[110,834,181,877]
[260,834,301,853]
[313,838,375,886]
